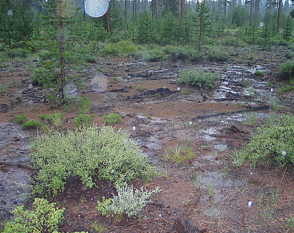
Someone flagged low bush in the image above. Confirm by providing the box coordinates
[135,49,166,61]
[163,145,196,163]
[103,113,122,125]
[177,69,219,88]
[101,40,137,57]
[74,114,95,128]
[241,114,294,168]
[39,113,63,127]
[97,184,160,218]
[30,126,157,197]
[208,50,229,62]
[14,114,27,124]
[255,70,264,76]
[278,85,294,94]
[279,61,294,80]
[3,198,64,233]
[22,119,42,129]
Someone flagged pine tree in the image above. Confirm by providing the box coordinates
[194,0,210,51]
[137,12,155,44]
[283,15,293,41]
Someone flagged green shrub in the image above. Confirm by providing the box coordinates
[101,40,137,56]
[3,198,64,233]
[97,184,160,218]
[162,46,203,62]
[78,97,91,114]
[30,126,157,197]
[31,60,59,88]
[177,69,219,88]
[135,49,166,61]
[39,113,63,126]
[279,61,294,80]
[278,85,294,94]
[208,50,229,61]
[22,119,42,129]
[163,145,196,163]
[103,113,122,125]
[0,83,7,95]
[241,114,294,168]
[74,114,95,128]
[14,114,27,124]
[255,70,264,76]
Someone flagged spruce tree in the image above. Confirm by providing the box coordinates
[194,0,210,51]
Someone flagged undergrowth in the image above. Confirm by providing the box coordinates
[30,126,157,197]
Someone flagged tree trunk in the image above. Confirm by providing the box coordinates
[125,0,127,24]
[59,16,65,99]
[277,0,282,32]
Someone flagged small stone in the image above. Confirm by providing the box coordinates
[177,87,181,91]
[158,213,163,218]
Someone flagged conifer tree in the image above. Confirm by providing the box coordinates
[137,12,155,44]
[194,0,210,51]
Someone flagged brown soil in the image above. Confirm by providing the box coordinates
[1,52,294,233]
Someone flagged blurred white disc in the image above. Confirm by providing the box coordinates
[57,0,77,18]
[84,0,109,18]
[90,73,108,92]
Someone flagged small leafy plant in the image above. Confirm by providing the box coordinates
[22,119,42,129]
[279,61,294,80]
[177,70,219,89]
[39,113,63,127]
[14,114,27,124]
[163,144,196,163]
[103,113,122,125]
[97,184,160,219]
[255,70,264,76]
[3,198,64,233]
[241,114,294,168]
[208,50,229,61]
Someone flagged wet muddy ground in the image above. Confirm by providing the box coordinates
[0,46,294,232]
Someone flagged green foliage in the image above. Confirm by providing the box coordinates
[0,83,6,95]
[3,198,64,233]
[74,114,95,128]
[279,61,294,80]
[163,144,196,163]
[208,50,229,61]
[255,70,264,76]
[97,184,160,218]
[135,49,166,61]
[286,215,294,230]
[31,60,59,88]
[22,119,42,129]
[14,114,26,124]
[278,85,294,94]
[77,97,91,114]
[177,69,219,88]
[136,12,155,44]
[30,126,157,197]
[103,113,122,125]
[283,16,293,42]
[163,45,203,62]
[194,0,211,51]
[39,112,63,122]
[241,114,294,168]
[100,40,137,56]
[74,97,94,128]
